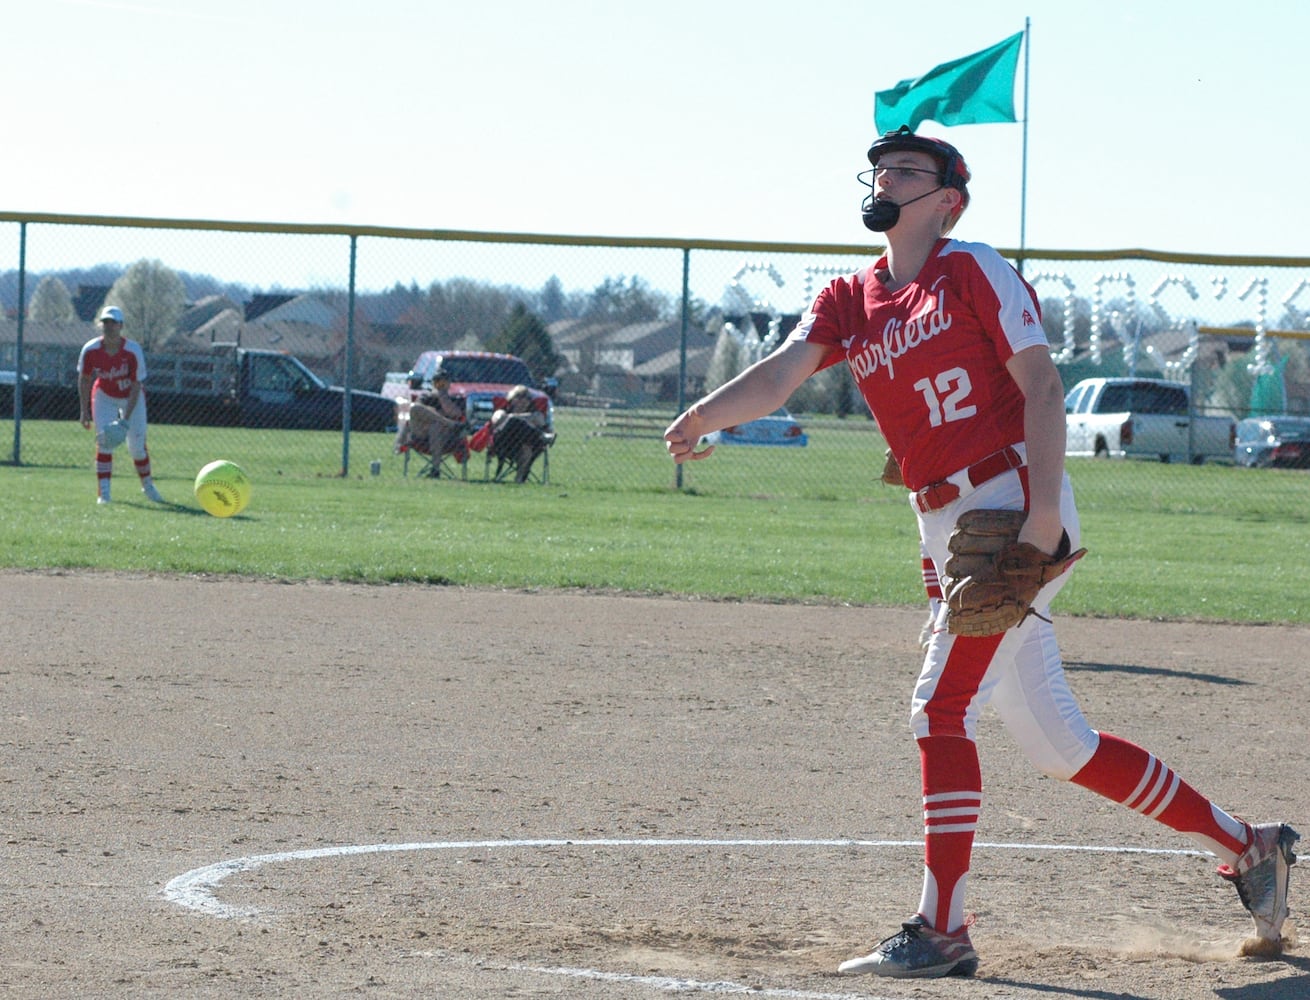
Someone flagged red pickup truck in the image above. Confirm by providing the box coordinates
[381,351,553,429]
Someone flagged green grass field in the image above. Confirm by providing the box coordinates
[3,408,1308,623]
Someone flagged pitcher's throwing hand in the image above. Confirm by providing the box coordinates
[664,407,715,464]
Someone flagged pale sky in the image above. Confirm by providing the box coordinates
[8,0,1309,273]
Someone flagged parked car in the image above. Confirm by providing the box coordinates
[701,407,808,447]
[1234,415,1310,468]
[0,370,29,414]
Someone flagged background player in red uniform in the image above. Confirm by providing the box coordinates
[78,305,164,504]
[664,127,1295,979]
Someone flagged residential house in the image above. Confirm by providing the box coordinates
[633,345,714,402]
[548,317,717,404]
[0,317,93,383]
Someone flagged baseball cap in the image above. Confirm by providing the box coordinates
[98,306,124,323]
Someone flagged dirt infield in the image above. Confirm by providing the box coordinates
[3,569,1308,999]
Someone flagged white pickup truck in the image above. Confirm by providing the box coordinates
[1064,377,1235,464]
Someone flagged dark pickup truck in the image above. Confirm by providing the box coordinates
[3,345,395,432]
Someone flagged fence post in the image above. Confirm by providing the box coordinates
[675,247,690,490]
[10,222,27,465]
[341,234,358,476]
[1188,346,1200,463]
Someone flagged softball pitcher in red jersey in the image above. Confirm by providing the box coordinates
[664,127,1295,979]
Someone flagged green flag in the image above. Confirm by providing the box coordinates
[875,32,1024,133]
[1249,356,1289,417]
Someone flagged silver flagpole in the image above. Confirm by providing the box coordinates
[1018,16,1031,274]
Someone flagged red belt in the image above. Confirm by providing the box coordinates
[912,446,1025,513]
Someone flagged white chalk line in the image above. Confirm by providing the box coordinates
[408,954,901,1000]
[162,837,1208,997]
[163,835,1205,920]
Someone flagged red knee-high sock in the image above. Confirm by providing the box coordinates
[96,451,112,484]
[922,555,943,621]
[1070,732,1249,862]
[922,555,942,603]
[916,734,981,933]
[134,452,152,481]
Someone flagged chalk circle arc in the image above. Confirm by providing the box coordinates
[162,837,1206,1000]
[163,835,1203,919]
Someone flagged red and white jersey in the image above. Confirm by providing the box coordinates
[78,337,148,400]
[790,238,1045,490]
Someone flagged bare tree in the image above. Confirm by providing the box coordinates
[106,259,187,350]
[582,275,672,323]
[403,278,517,348]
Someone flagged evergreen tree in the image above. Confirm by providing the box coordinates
[540,276,567,323]
[487,303,563,382]
[833,364,859,418]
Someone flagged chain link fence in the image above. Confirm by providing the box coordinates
[3,213,1310,512]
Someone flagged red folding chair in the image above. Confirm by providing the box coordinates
[394,398,469,480]
[478,394,554,484]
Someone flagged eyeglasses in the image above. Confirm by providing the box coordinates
[872,165,941,182]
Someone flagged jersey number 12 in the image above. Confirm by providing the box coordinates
[913,367,977,427]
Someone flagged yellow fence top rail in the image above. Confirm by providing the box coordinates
[4,210,1310,268]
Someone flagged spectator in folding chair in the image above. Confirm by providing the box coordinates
[397,367,468,478]
[487,384,552,483]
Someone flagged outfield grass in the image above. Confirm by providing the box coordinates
[3,408,1308,623]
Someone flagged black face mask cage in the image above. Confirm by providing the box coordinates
[858,166,947,233]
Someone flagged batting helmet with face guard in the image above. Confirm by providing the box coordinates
[866,125,971,205]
